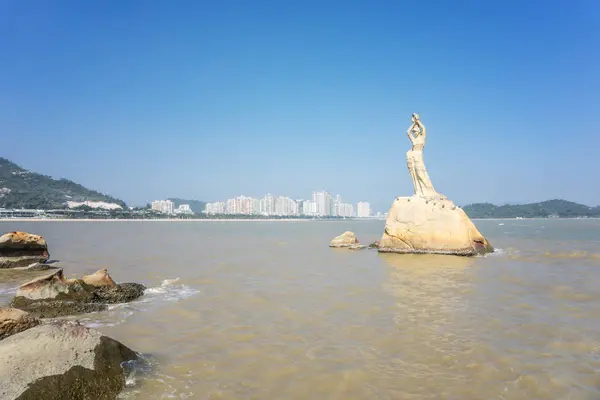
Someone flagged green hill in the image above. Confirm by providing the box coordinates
[0,157,127,210]
[462,199,600,218]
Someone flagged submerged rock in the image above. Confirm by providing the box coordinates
[0,308,40,340]
[11,268,146,318]
[12,262,59,271]
[0,320,138,400]
[0,231,50,269]
[329,231,361,248]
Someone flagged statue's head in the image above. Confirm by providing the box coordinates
[412,113,420,122]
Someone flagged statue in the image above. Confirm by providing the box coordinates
[406,113,437,197]
[374,113,493,256]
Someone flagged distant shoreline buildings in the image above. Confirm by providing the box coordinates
[204,191,373,218]
[151,200,193,215]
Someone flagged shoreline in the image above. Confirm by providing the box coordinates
[0,218,317,222]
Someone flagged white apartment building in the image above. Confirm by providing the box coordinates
[357,201,371,218]
[204,201,225,214]
[151,200,174,214]
[312,191,332,216]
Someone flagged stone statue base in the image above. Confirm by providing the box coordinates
[378,195,493,256]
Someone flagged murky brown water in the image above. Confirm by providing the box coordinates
[2,219,600,399]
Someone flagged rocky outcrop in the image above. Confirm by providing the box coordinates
[83,268,117,287]
[0,308,40,340]
[0,231,50,269]
[11,268,146,318]
[0,320,137,400]
[379,196,493,256]
[329,231,361,248]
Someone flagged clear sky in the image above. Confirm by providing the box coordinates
[1,0,599,210]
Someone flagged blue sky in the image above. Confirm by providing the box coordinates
[1,0,599,210]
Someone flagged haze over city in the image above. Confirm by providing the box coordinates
[1,1,599,212]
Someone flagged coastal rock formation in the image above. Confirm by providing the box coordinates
[11,268,146,318]
[378,114,492,256]
[0,320,137,400]
[329,231,362,248]
[0,308,40,340]
[0,231,50,269]
[379,196,493,256]
[83,268,117,287]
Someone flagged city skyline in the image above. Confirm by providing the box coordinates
[204,191,374,218]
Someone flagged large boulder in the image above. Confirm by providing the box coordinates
[0,231,50,269]
[0,320,137,399]
[0,308,40,340]
[11,268,146,318]
[378,196,493,256]
[329,231,361,248]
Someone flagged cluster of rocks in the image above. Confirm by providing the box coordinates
[329,198,493,257]
[0,231,146,399]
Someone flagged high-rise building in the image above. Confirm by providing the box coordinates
[357,202,371,218]
[312,191,332,216]
[151,200,174,214]
[260,194,275,216]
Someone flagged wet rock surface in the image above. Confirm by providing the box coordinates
[0,320,138,400]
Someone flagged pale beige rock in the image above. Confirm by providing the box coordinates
[378,114,492,256]
[0,231,49,269]
[83,269,117,287]
[329,231,360,248]
[15,269,73,300]
[0,308,39,340]
[0,231,46,249]
[379,196,492,256]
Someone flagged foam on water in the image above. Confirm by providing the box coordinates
[77,278,199,328]
[0,286,18,295]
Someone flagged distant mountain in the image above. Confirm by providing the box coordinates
[462,199,600,219]
[168,198,206,214]
[0,157,127,210]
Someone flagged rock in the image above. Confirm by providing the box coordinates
[11,268,146,318]
[0,308,39,340]
[329,231,360,248]
[0,320,138,399]
[93,283,146,304]
[368,241,380,249]
[378,196,493,256]
[12,262,59,271]
[15,268,84,301]
[0,231,49,269]
[83,268,117,287]
[348,244,367,250]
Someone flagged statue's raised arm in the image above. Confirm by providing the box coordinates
[413,113,426,138]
